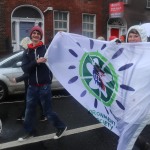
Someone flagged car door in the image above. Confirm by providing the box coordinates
[0,52,24,93]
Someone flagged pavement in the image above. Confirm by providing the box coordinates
[0,94,150,150]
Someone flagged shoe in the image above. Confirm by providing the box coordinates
[54,126,67,139]
[40,115,47,122]
[16,116,24,121]
[18,132,34,142]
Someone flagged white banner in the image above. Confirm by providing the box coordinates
[45,32,150,150]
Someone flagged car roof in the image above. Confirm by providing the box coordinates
[0,51,23,64]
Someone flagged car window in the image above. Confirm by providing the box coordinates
[0,54,23,68]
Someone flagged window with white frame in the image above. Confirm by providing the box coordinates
[147,0,150,8]
[54,11,69,35]
[12,21,16,41]
[82,14,96,38]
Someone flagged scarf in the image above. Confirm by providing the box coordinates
[28,41,43,49]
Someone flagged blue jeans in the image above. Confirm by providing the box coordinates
[24,84,66,133]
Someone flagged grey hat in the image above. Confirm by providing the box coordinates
[97,36,105,41]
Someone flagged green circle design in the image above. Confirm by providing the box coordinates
[79,51,118,106]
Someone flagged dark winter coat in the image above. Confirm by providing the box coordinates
[22,45,53,86]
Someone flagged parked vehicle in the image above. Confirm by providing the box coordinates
[0,51,63,102]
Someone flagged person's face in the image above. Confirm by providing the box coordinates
[120,36,125,42]
[31,30,41,43]
[128,33,141,43]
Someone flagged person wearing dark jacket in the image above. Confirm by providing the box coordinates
[14,73,28,120]
[18,26,67,142]
[126,25,150,150]
[10,48,47,121]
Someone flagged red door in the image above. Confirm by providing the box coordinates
[110,28,119,38]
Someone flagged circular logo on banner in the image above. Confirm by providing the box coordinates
[79,51,118,106]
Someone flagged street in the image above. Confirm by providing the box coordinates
[0,91,150,150]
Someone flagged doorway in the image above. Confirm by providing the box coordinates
[20,22,35,42]
[11,5,43,52]
[107,18,127,41]
[110,28,119,38]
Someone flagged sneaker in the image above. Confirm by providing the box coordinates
[40,115,47,122]
[18,132,34,142]
[54,126,67,139]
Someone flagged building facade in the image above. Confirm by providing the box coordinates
[1,0,149,54]
[107,0,150,39]
[0,0,117,54]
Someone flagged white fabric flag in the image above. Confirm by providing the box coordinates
[45,32,150,150]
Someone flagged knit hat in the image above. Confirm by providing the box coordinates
[109,36,117,41]
[30,26,43,40]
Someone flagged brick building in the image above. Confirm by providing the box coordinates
[0,0,117,54]
[1,0,150,54]
[107,0,150,40]
[124,0,150,26]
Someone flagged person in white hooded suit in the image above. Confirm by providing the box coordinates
[126,25,147,43]
[125,25,150,150]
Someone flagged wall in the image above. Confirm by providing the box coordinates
[124,0,150,28]
[0,0,10,54]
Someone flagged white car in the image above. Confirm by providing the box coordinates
[0,51,63,102]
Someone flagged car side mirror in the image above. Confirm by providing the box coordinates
[16,62,22,67]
